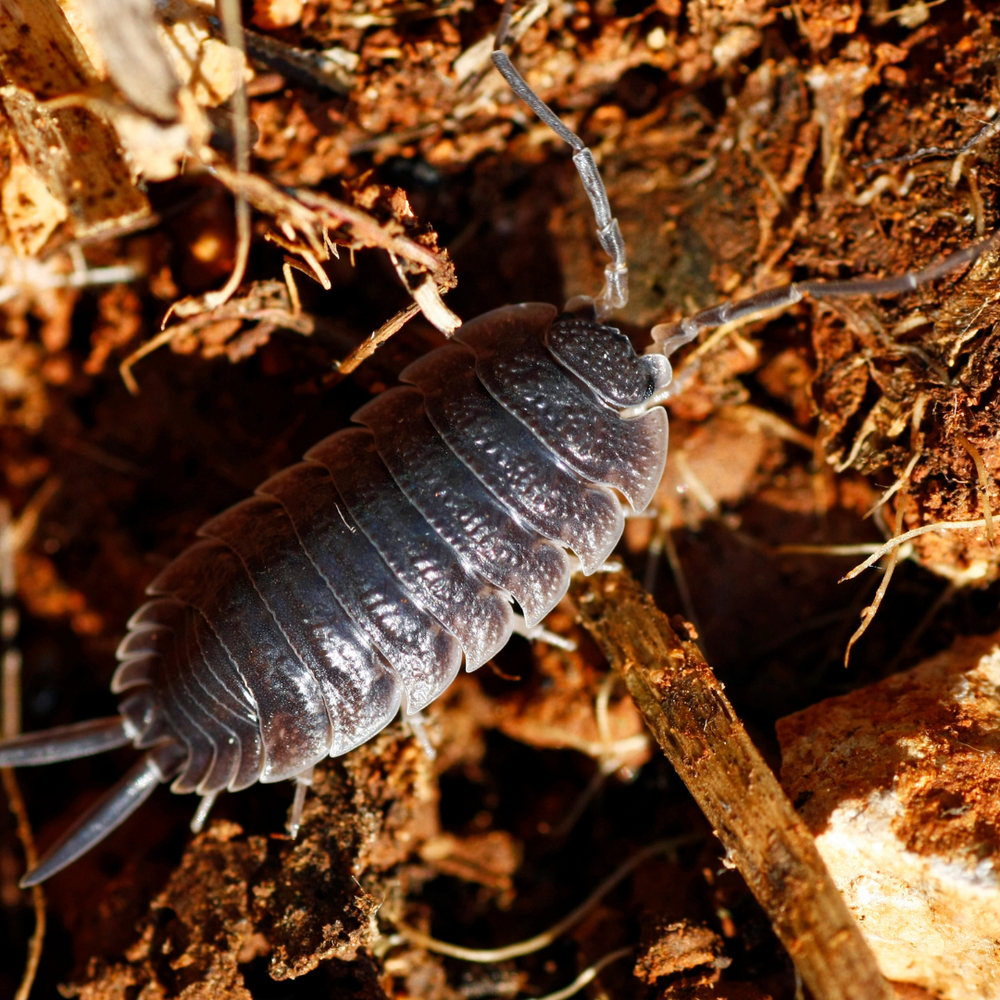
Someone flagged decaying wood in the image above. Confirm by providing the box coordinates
[570,566,893,1000]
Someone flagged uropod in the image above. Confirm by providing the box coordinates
[0,4,995,889]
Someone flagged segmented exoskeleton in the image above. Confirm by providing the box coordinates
[1,2,995,888]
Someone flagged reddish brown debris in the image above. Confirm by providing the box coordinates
[634,918,729,984]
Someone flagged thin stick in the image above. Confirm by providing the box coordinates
[210,0,252,309]
[0,500,46,1000]
[569,566,893,1000]
[0,770,45,1000]
[955,432,995,543]
[397,836,693,962]
[336,302,421,376]
[154,0,255,333]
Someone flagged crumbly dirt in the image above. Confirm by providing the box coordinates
[2,1,1000,999]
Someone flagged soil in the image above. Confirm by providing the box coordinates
[1,1,999,999]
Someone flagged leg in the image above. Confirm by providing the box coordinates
[190,789,219,834]
[286,765,314,838]
[404,712,437,762]
[511,613,577,652]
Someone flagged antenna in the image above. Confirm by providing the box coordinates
[492,1,628,318]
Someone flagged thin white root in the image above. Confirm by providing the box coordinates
[840,517,991,581]
[887,579,959,673]
[843,499,905,668]
[395,836,697,962]
[866,448,922,519]
[120,326,181,395]
[544,765,610,838]
[541,673,645,837]
[867,392,927,519]
[645,520,700,640]
[778,541,900,558]
[848,168,922,206]
[955,432,995,543]
[594,672,615,751]
[531,946,634,1000]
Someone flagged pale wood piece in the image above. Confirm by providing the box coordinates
[0,0,150,244]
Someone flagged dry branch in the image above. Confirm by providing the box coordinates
[569,566,893,1000]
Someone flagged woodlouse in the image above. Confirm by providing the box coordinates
[0,4,995,890]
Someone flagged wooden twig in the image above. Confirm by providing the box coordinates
[0,499,46,1000]
[0,770,45,1000]
[336,301,420,376]
[569,567,892,1000]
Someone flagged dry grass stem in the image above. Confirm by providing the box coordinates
[955,432,995,543]
[397,837,690,962]
[336,302,422,376]
[843,496,906,668]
